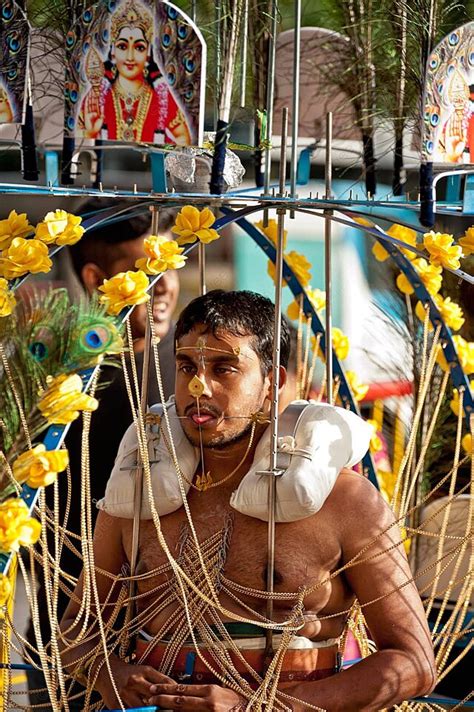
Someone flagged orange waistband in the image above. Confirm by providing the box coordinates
[135,639,339,685]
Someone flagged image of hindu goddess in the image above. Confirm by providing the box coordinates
[0,84,14,124]
[78,0,191,144]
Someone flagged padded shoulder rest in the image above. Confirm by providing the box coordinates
[97,399,372,522]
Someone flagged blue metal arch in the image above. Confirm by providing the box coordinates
[219,208,379,488]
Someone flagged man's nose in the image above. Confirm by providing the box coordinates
[154,272,171,295]
[195,367,213,398]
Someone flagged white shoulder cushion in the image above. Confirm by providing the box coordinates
[97,400,198,519]
[98,400,372,522]
[230,401,373,522]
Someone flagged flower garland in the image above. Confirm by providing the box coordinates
[0,209,86,318]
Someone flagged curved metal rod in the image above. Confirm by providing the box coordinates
[0,204,199,575]
[219,207,379,488]
[214,203,474,285]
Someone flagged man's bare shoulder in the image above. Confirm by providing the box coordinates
[323,469,398,541]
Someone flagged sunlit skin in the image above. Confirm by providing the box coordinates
[175,327,279,456]
[81,233,179,350]
[60,326,436,711]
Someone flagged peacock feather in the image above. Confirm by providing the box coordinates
[0,287,123,476]
[0,0,30,123]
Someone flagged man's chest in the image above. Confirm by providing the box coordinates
[122,489,343,611]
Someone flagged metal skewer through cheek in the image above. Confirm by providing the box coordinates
[264,107,288,665]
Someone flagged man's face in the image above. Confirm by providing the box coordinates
[175,326,271,449]
[107,234,179,340]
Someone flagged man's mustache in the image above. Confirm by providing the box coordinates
[183,402,222,418]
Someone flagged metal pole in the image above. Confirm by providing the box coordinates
[198,242,206,295]
[324,112,333,404]
[289,0,301,204]
[239,0,249,107]
[214,1,222,128]
[262,0,277,215]
[191,0,196,23]
[129,206,159,585]
[265,107,288,663]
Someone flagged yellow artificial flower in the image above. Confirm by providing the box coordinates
[437,335,474,374]
[0,210,33,250]
[387,223,419,259]
[458,227,474,256]
[0,277,16,317]
[395,258,443,296]
[450,381,474,417]
[255,218,288,250]
[377,469,397,503]
[415,301,433,330]
[418,295,464,332]
[0,238,52,280]
[0,498,41,553]
[285,251,312,287]
[371,241,389,262]
[462,433,472,456]
[268,251,312,288]
[345,370,369,401]
[332,327,350,360]
[287,287,326,320]
[12,444,69,488]
[36,211,85,246]
[434,295,465,332]
[135,235,187,274]
[172,206,219,245]
[98,270,150,316]
[367,419,383,453]
[415,258,443,295]
[38,373,98,425]
[423,231,463,271]
[0,573,12,605]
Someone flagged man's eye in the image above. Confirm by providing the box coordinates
[178,364,195,374]
[215,366,234,375]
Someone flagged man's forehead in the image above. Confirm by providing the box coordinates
[176,327,257,360]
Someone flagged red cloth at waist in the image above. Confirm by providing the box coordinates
[135,639,338,685]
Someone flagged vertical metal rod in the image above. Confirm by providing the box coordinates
[129,206,159,584]
[265,107,288,661]
[262,0,277,211]
[214,1,222,128]
[198,242,207,295]
[289,0,301,203]
[191,0,196,23]
[324,112,333,404]
[239,0,249,107]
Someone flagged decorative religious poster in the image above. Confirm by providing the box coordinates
[64,0,206,146]
[0,0,29,124]
[422,21,474,164]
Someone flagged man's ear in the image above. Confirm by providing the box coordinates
[81,263,106,295]
[265,365,288,400]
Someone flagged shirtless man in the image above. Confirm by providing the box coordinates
[61,290,436,711]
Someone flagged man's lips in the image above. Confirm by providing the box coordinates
[185,405,221,427]
[191,413,214,425]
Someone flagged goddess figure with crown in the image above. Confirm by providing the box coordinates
[78,0,191,144]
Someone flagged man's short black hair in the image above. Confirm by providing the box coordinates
[69,198,176,282]
[175,290,291,375]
